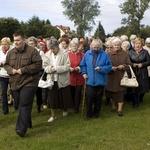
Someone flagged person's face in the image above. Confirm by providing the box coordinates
[122,45,129,52]
[134,40,142,51]
[113,42,120,52]
[28,41,36,48]
[106,45,113,52]
[38,45,45,52]
[13,35,25,49]
[1,41,10,51]
[61,41,68,49]
[71,43,78,52]
[146,43,150,48]
[50,46,59,54]
[91,43,100,51]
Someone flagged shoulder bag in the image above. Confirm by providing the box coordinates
[120,65,139,87]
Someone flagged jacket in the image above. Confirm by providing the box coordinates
[68,51,85,86]
[45,48,70,88]
[106,49,131,92]
[4,44,42,90]
[0,50,9,78]
[128,48,150,93]
[80,49,112,86]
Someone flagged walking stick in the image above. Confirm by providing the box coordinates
[81,80,86,117]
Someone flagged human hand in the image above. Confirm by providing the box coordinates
[94,67,100,71]
[83,74,88,79]
[112,66,117,71]
[70,67,75,72]
[137,63,142,68]
[117,65,125,70]
[50,66,56,73]
[12,69,18,74]
[17,69,22,74]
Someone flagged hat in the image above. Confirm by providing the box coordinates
[48,39,59,48]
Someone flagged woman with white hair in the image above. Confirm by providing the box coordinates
[143,37,150,53]
[106,38,131,116]
[68,38,85,113]
[121,41,130,52]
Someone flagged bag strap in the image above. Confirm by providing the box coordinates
[128,65,136,78]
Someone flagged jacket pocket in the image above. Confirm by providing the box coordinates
[21,56,30,66]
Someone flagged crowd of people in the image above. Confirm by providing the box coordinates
[0,30,150,137]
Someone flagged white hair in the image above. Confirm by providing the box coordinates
[112,38,122,46]
[91,39,103,48]
[121,41,130,49]
[145,37,150,44]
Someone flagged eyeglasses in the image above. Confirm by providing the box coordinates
[106,47,113,49]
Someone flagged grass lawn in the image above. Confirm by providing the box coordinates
[1,93,150,150]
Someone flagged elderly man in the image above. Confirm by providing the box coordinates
[80,39,112,119]
[4,30,42,137]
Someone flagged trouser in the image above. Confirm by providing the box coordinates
[36,87,47,106]
[70,85,83,111]
[0,77,9,114]
[86,85,104,118]
[12,86,37,135]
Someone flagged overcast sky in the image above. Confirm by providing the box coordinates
[0,0,150,35]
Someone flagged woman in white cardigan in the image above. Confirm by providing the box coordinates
[0,37,11,114]
[44,38,73,122]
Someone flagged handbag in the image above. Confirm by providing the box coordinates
[120,65,139,87]
[38,71,54,90]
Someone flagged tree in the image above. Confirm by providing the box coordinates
[0,17,20,40]
[94,21,105,38]
[119,0,150,37]
[61,0,100,36]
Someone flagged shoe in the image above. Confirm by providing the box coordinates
[8,100,13,105]
[43,105,47,109]
[47,116,57,122]
[16,130,25,137]
[63,111,68,117]
[118,111,123,117]
[74,108,79,113]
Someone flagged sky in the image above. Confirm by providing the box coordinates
[0,0,150,35]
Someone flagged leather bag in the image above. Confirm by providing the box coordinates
[38,72,54,90]
[120,65,139,87]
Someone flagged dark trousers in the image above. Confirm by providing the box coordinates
[12,86,37,135]
[70,85,83,111]
[86,85,104,118]
[36,87,47,106]
[0,77,9,114]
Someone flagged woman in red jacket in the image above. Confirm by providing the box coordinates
[68,38,85,113]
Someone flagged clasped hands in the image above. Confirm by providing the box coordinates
[133,63,142,68]
[112,65,125,71]
[12,69,22,75]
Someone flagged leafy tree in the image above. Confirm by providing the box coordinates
[61,0,100,36]
[94,21,105,38]
[0,17,20,40]
[119,0,150,37]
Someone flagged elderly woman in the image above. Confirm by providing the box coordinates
[59,37,70,52]
[128,38,150,108]
[105,40,113,53]
[27,36,49,112]
[121,41,130,52]
[44,39,73,122]
[0,37,12,114]
[106,38,131,116]
[68,38,85,113]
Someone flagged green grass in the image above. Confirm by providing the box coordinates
[1,93,150,150]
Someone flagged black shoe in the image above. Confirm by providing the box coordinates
[118,111,123,117]
[74,108,79,113]
[16,130,25,137]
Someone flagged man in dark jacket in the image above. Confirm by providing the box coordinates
[4,30,42,137]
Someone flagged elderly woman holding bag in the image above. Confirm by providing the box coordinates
[128,38,150,108]
[106,38,131,117]
[44,38,73,122]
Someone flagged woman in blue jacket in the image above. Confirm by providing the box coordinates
[80,39,112,119]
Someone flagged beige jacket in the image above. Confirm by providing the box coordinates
[45,48,70,88]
